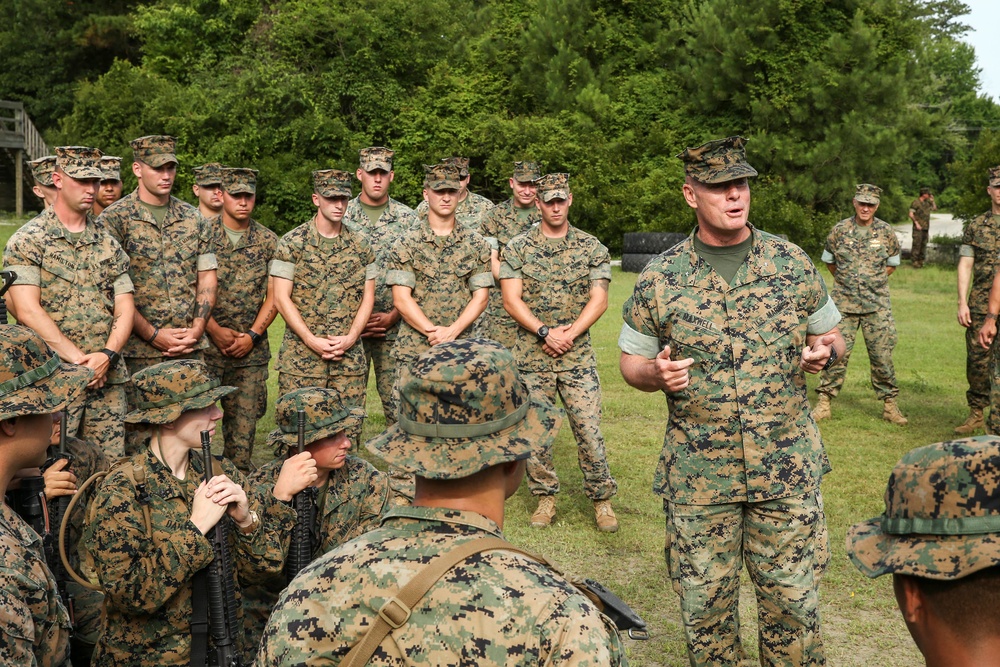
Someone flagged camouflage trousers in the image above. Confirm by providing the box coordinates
[816,311,897,400]
[388,362,419,501]
[124,353,203,455]
[65,382,127,460]
[484,289,518,350]
[911,225,929,263]
[522,366,617,501]
[206,361,268,473]
[277,371,367,444]
[664,490,828,667]
[363,337,397,426]
[966,311,996,411]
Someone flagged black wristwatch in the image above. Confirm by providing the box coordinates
[248,330,263,347]
[100,348,121,366]
[536,325,550,340]
[822,346,839,370]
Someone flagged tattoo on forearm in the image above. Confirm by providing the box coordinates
[111,313,121,331]
[194,300,211,321]
[596,279,610,292]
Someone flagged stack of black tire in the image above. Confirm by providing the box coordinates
[621,233,688,273]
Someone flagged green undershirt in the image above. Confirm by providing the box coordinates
[139,200,169,225]
[224,226,246,248]
[694,234,753,285]
[360,200,388,227]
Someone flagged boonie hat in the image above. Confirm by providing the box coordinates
[193,162,223,187]
[131,135,177,168]
[423,163,462,192]
[513,161,542,183]
[268,387,365,451]
[124,360,236,425]
[100,156,122,182]
[854,183,882,205]
[28,156,57,187]
[222,167,258,195]
[846,436,1000,580]
[536,173,571,203]
[367,338,562,480]
[677,136,759,184]
[313,169,352,198]
[56,146,103,180]
[0,325,92,421]
[359,147,394,173]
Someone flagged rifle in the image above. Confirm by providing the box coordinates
[5,475,47,537]
[285,409,316,584]
[200,431,242,667]
[42,412,75,625]
[1,269,16,324]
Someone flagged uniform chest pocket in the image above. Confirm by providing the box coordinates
[753,305,804,366]
[667,316,722,360]
[42,253,77,283]
[410,249,439,279]
[452,253,480,279]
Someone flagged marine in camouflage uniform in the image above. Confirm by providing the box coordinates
[96,135,219,454]
[814,184,906,425]
[256,339,627,666]
[4,146,135,459]
[204,168,278,472]
[1,324,92,667]
[242,387,389,652]
[480,160,543,348]
[500,172,618,532]
[959,166,1000,435]
[846,436,1000,663]
[271,169,376,437]
[619,137,844,667]
[191,162,224,221]
[92,155,123,218]
[908,187,936,268]
[84,360,281,666]
[28,154,58,208]
[342,147,419,425]
[415,156,495,230]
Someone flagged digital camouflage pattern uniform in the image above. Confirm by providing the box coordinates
[847,435,1000,580]
[817,187,902,402]
[500,211,616,502]
[961,199,1000,432]
[479,161,543,348]
[204,168,277,472]
[619,136,840,667]
[270,170,376,427]
[3,197,133,459]
[243,387,389,652]
[97,136,218,452]
[909,193,934,266]
[343,147,418,425]
[0,324,92,667]
[415,156,495,231]
[84,361,282,667]
[257,339,626,666]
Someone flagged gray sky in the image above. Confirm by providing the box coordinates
[962,0,1000,102]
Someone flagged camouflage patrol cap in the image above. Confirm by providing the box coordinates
[536,173,571,202]
[222,167,258,195]
[367,339,561,480]
[358,146,394,173]
[989,165,1000,188]
[423,163,462,191]
[55,146,103,180]
[0,325,92,421]
[267,388,365,450]
[442,156,470,178]
[846,436,1000,581]
[124,360,237,425]
[677,136,759,184]
[130,135,177,168]
[28,156,57,187]
[100,156,122,182]
[313,169,352,198]
[854,183,882,205]
[920,187,932,195]
[193,162,223,187]
[512,161,541,183]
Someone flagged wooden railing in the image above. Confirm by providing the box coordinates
[0,100,50,215]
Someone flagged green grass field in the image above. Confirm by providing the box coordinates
[3,215,966,664]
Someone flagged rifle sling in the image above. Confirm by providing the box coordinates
[341,536,542,667]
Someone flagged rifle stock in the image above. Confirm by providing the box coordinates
[201,431,242,667]
[285,409,316,584]
[0,269,16,324]
[43,412,74,625]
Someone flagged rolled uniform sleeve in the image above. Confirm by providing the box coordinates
[619,272,663,359]
[386,238,416,289]
[467,243,493,290]
[196,213,219,271]
[807,294,841,335]
[270,259,296,281]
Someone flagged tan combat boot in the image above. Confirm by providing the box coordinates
[812,394,832,421]
[883,398,908,426]
[530,496,556,528]
[954,408,984,435]
[594,500,619,533]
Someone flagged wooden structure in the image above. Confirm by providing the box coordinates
[0,101,49,216]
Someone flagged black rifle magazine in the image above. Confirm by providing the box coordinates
[580,578,649,640]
